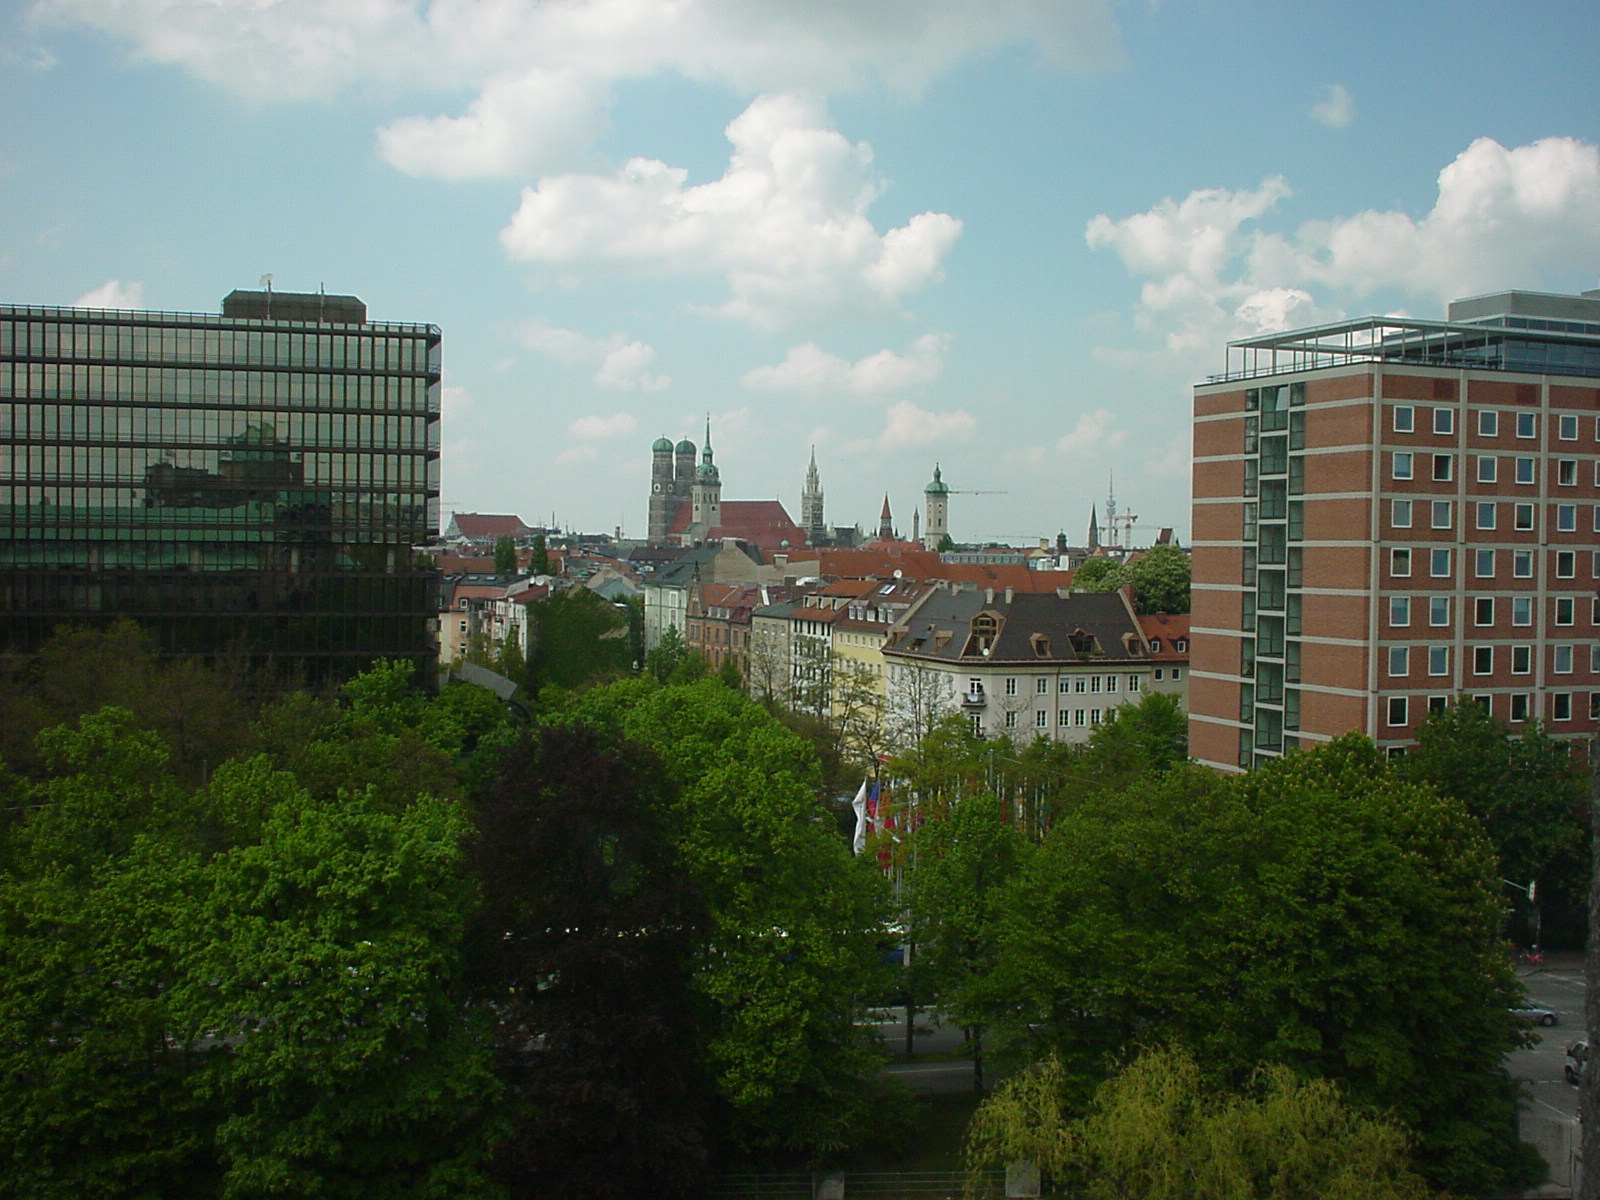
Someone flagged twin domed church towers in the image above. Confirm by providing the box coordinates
[647,419,950,549]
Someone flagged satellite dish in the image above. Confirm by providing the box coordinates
[893,569,902,579]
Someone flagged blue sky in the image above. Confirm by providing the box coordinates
[4,1,1598,544]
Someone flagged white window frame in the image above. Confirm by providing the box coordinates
[1473,596,1494,626]
[1477,455,1498,483]
[1393,405,1414,433]
[1389,596,1411,627]
[1432,453,1453,482]
[1472,645,1493,676]
[1478,410,1499,437]
[1428,645,1449,676]
[1429,596,1450,627]
[1475,501,1495,530]
[1512,645,1532,674]
[1557,504,1577,532]
[1390,547,1411,578]
[1513,550,1534,578]
[1388,646,1409,677]
[1392,499,1412,528]
[1512,597,1533,627]
[1554,645,1574,674]
[1431,500,1452,530]
[1555,596,1575,626]
[1558,413,1579,441]
[1430,547,1451,578]
[1515,457,1536,484]
[1433,407,1454,435]
[1392,451,1413,480]
[1386,696,1408,727]
[1475,549,1495,578]
[1516,411,1538,439]
[1556,550,1576,579]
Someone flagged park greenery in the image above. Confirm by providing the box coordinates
[0,621,1582,1198]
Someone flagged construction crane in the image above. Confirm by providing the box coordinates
[947,489,1008,496]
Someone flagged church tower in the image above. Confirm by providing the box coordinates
[922,463,949,550]
[801,447,825,543]
[690,414,722,533]
[878,494,894,541]
[648,435,675,543]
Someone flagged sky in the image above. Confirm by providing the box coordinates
[2,1,1598,546]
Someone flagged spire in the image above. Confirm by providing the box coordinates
[879,493,894,540]
[1088,505,1100,550]
[696,413,719,481]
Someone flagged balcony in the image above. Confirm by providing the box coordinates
[962,690,987,708]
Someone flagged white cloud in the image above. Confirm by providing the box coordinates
[554,444,601,467]
[502,94,962,328]
[876,400,975,448]
[440,383,473,417]
[741,333,949,395]
[35,1,1121,176]
[568,412,638,439]
[1087,136,1600,360]
[1310,83,1353,129]
[518,318,669,391]
[73,280,144,308]
[1055,408,1125,456]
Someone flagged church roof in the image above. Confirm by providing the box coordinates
[668,499,809,553]
[446,512,531,539]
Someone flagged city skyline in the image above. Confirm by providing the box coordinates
[3,2,1598,544]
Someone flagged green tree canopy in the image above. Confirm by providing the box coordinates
[1071,546,1190,613]
[526,587,633,693]
[493,535,517,574]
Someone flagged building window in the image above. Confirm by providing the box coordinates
[1005,711,1018,728]
[970,714,984,737]
[1392,499,1413,528]
[1058,677,1071,694]
[1004,677,1017,696]
[1429,597,1450,627]
[1475,501,1495,530]
[1090,675,1102,693]
[1392,451,1413,480]
[1429,547,1451,578]
[1433,407,1454,435]
[1475,549,1495,578]
[1556,550,1576,579]
[1473,645,1493,675]
[1478,410,1499,437]
[1393,405,1415,433]
[1431,500,1452,530]
[1153,668,1165,681]
[1428,646,1449,676]
[1513,550,1534,578]
[1387,696,1408,727]
[1388,646,1409,677]
[1559,414,1579,440]
[1591,693,1600,721]
[1036,677,1048,694]
[1390,548,1411,578]
[1432,454,1453,481]
[1089,709,1102,725]
[1035,710,1048,728]
[1389,596,1411,627]
[1516,411,1538,439]
[1594,504,1600,532]
[1513,645,1532,674]
[1073,709,1086,726]
[1058,709,1071,725]
[1473,597,1494,626]
[1515,457,1536,484]
[1477,455,1498,483]
[1105,675,1119,693]
[1554,693,1573,722]
[1513,503,1535,531]
[1510,694,1531,723]
[1555,596,1575,626]
[1074,678,1087,693]
[1128,674,1142,692]
[1558,459,1578,486]
[1557,504,1577,532]
[1554,645,1574,674]
[1512,597,1533,627]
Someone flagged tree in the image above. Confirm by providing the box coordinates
[984,736,1540,1194]
[467,724,711,1199]
[1071,557,1120,591]
[644,623,688,682]
[1077,691,1188,789]
[966,1047,1434,1200]
[493,535,517,574]
[1117,543,1191,614]
[525,588,633,693]
[529,533,551,576]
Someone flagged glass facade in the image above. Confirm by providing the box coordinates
[0,293,441,679]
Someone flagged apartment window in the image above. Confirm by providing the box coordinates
[1393,405,1415,433]
[1172,668,1183,680]
[1473,646,1494,675]
[1559,414,1579,440]
[1058,709,1070,726]
[1073,709,1086,726]
[1473,695,1493,714]
[1513,549,1534,578]
[1390,547,1411,578]
[1431,500,1452,530]
[1554,693,1573,722]
[1512,597,1533,627]
[1429,695,1449,715]
[1516,411,1538,439]
[1470,551,1494,580]
[1515,457,1536,484]
[1387,696,1408,727]
[1594,504,1600,532]
[1392,451,1414,480]
[1429,547,1451,578]
[1554,645,1574,674]
[1036,677,1048,694]
[1128,675,1142,692]
[1432,454,1453,482]
[1558,459,1578,486]
[1433,407,1454,435]
[1074,678,1086,693]
[1557,504,1577,532]
[1429,597,1450,627]
[1476,455,1498,483]
[1511,694,1531,723]
[1513,503,1535,531]
[1035,710,1048,728]
[1557,550,1576,579]
[1005,677,1017,696]
[1388,646,1409,677]
[1005,711,1018,728]
[1475,501,1495,530]
[1478,410,1499,437]
[1513,645,1532,674]
[1594,550,1600,578]
[1555,596,1575,626]
[1392,499,1413,528]
[1389,596,1411,627]
[1473,597,1494,626]
[1153,668,1165,681]
[1090,676,1102,694]
[1090,709,1102,726]
[970,714,983,737]
[1058,677,1070,694]
[1592,693,1600,721]
[1428,645,1449,676]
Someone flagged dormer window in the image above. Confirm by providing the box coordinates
[1149,638,1161,652]
[1068,627,1097,655]
[963,611,1000,657]
[1175,639,1188,652]
[1030,633,1051,657]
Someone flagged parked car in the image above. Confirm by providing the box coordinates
[1566,1040,1587,1086]
[1513,1002,1559,1027]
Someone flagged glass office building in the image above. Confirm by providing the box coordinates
[0,289,441,680]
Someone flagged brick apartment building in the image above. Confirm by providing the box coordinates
[1190,289,1600,771]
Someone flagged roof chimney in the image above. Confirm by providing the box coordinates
[985,587,995,604]
[1004,586,1014,604]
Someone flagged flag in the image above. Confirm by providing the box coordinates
[850,779,868,855]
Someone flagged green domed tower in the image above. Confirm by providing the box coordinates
[923,462,949,550]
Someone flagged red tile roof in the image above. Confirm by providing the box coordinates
[449,512,531,538]
[668,499,810,553]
